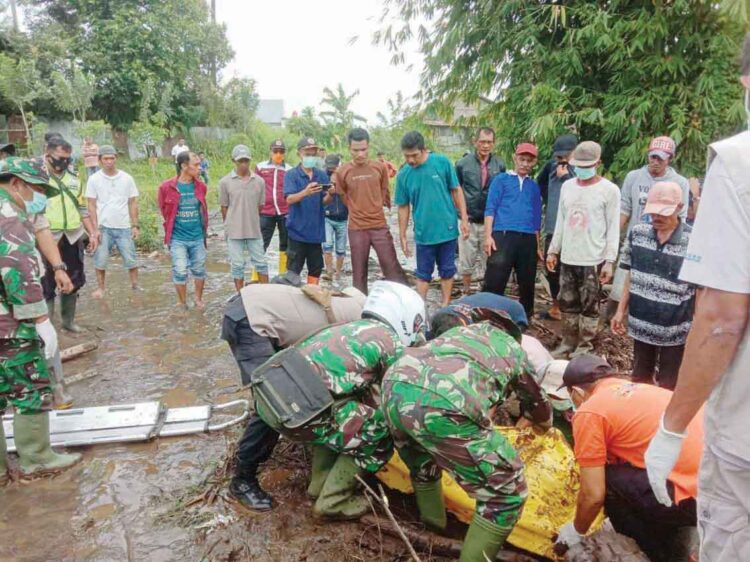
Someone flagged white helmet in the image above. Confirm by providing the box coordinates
[362,281,426,346]
[537,359,570,399]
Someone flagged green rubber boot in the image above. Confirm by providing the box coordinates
[307,445,339,499]
[313,454,369,520]
[413,478,447,531]
[0,420,8,485]
[13,412,81,476]
[60,293,83,333]
[459,513,514,562]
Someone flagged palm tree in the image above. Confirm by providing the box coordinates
[319,84,367,131]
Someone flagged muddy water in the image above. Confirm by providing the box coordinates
[0,211,426,562]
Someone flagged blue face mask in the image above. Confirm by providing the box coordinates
[574,166,597,180]
[302,156,318,169]
[25,191,48,214]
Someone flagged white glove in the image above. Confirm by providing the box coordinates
[36,318,59,360]
[556,521,583,547]
[645,414,686,507]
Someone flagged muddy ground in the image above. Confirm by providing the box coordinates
[0,211,636,562]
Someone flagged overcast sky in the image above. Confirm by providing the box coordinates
[215,0,424,124]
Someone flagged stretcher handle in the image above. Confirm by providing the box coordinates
[207,399,250,431]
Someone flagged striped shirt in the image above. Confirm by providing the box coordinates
[620,221,695,346]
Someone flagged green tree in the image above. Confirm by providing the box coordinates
[319,84,366,148]
[22,0,234,129]
[50,65,94,123]
[285,106,329,146]
[0,53,46,145]
[378,1,746,178]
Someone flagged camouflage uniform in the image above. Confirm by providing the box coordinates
[381,322,552,526]
[0,159,58,415]
[255,319,404,473]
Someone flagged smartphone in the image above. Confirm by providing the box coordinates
[320,183,333,191]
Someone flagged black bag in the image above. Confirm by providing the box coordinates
[250,347,334,430]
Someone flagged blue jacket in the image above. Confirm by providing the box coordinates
[323,169,348,221]
[283,165,329,243]
[485,172,542,234]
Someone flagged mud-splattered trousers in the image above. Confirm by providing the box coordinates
[381,322,552,526]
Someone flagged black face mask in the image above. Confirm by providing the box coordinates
[49,156,70,171]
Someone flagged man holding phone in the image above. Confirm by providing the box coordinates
[283,137,333,284]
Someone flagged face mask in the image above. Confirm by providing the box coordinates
[271,153,284,165]
[25,190,48,214]
[574,166,597,180]
[302,156,318,169]
[49,156,70,171]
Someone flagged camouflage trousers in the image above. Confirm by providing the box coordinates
[559,263,600,318]
[256,396,394,474]
[0,338,53,415]
[382,380,527,526]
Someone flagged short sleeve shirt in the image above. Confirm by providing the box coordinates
[85,170,139,229]
[394,153,459,245]
[171,182,204,242]
[219,171,264,239]
[283,165,329,243]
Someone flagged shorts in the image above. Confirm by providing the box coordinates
[227,238,268,279]
[458,222,486,277]
[415,239,458,281]
[323,218,348,257]
[287,238,324,278]
[94,226,138,270]
[169,238,206,284]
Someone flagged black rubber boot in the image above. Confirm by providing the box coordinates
[229,477,274,511]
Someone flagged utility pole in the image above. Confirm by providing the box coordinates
[9,0,19,33]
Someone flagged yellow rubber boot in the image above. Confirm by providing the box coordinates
[250,270,259,282]
[278,251,288,274]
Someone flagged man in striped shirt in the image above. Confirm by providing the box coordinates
[611,182,695,390]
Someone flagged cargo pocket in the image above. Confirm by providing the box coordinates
[698,497,750,562]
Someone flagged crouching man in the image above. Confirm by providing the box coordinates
[556,354,700,561]
[381,322,552,562]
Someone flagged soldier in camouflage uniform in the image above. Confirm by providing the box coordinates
[382,322,553,562]
[0,157,81,485]
[251,281,426,519]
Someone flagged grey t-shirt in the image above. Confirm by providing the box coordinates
[219,171,264,239]
[620,165,689,234]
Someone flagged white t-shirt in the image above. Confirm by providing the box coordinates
[679,131,750,464]
[171,144,189,160]
[549,177,621,266]
[85,170,139,229]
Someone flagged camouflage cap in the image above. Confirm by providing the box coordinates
[0,157,59,197]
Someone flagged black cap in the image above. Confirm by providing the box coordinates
[297,137,318,151]
[553,134,578,157]
[324,154,341,168]
[270,139,286,151]
[558,354,613,390]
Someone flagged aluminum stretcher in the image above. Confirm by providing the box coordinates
[2,399,249,453]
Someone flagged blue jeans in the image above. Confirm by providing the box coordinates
[227,238,268,280]
[415,239,458,281]
[323,218,348,257]
[94,227,137,270]
[169,238,206,284]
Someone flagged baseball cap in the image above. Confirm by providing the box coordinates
[557,354,614,390]
[552,134,578,157]
[98,145,116,156]
[231,144,252,161]
[569,141,602,167]
[515,142,538,157]
[0,157,59,197]
[297,137,319,151]
[324,154,341,168]
[648,136,676,160]
[643,181,682,216]
[270,139,286,151]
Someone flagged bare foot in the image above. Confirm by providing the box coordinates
[131,284,143,292]
[194,299,205,310]
[92,288,105,299]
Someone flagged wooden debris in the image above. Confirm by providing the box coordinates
[60,342,98,362]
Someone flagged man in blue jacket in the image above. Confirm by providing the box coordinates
[322,154,348,280]
[283,137,333,284]
[483,143,542,318]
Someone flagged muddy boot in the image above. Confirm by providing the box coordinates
[49,351,74,410]
[0,420,8,486]
[413,478,447,531]
[13,412,81,476]
[229,477,274,511]
[313,455,369,520]
[552,313,580,358]
[278,251,288,274]
[572,316,599,356]
[307,445,338,499]
[46,298,55,321]
[60,294,83,333]
[459,513,514,562]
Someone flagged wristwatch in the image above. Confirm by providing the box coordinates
[52,263,68,272]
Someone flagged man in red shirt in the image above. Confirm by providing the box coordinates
[377,151,397,178]
[255,139,293,274]
[555,354,701,561]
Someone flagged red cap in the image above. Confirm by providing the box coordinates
[515,143,538,157]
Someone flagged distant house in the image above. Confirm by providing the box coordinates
[423,97,492,151]
[257,99,285,127]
